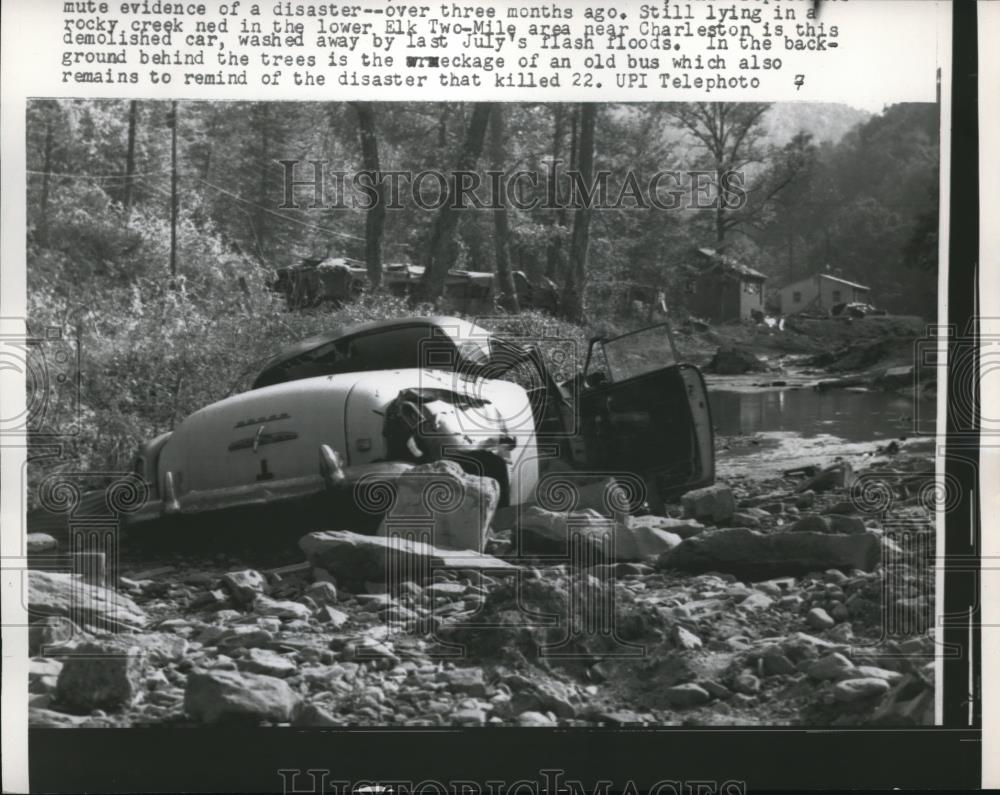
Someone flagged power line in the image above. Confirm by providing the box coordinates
[26,169,170,179]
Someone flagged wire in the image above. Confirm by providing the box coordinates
[26,169,171,179]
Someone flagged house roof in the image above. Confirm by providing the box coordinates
[693,248,768,281]
[817,273,871,291]
[780,272,871,292]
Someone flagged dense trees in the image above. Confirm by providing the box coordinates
[25,99,939,320]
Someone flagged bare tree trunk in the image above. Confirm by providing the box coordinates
[255,104,270,261]
[169,101,178,278]
[38,113,54,246]
[489,105,519,313]
[545,104,567,280]
[417,102,492,303]
[562,104,596,323]
[352,101,385,288]
[123,100,138,218]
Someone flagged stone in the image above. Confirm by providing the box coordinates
[252,596,312,622]
[833,677,892,703]
[30,707,89,727]
[825,515,867,535]
[454,707,487,726]
[855,665,904,684]
[292,703,342,727]
[762,651,797,676]
[733,673,761,695]
[730,513,761,529]
[439,668,488,697]
[805,653,857,681]
[739,592,774,611]
[29,616,81,655]
[628,514,706,540]
[517,710,557,726]
[184,670,300,724]
[681,484,736,524]
[795,462,855,493]
[706,346,768,375]
[318,606,350,628]
[304,581,339,606]
[376,460,500,553]
[789,514,831,534]
[664,683,711,707]
[806,607,836,630]
[519,507,683,561]
[220,569,267,606]
[657,528,881,579]
[237,648,298,678]
[301,530,515,588]
[55,639,146,712]
[671,626,703,650]
[27,533,58,555]
[29,570,147,632]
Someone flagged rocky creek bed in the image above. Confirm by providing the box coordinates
[25,452,936,729]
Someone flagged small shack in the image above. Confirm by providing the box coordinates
[681,247,768,323]
[777,272,871,315]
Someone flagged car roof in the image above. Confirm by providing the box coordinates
[252,316,492,389]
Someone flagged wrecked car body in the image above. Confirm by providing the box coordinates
[126,316,713,533]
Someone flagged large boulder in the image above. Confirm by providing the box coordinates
[300,530,516,587]
[376,460,499,553]
[706,346,768,375]
[517,507,681,561]
[29,570,147,632]
[54,639,147,712]
[657,528,881,579]
[681,484,736,524]
[184,669,300,724]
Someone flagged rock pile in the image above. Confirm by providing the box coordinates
[26,453,936,728]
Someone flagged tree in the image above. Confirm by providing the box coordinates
[351,102,385,288]
[664,102,771,243]
[562,103,596,322]
[417,102,493,303]
[488,105,520,313]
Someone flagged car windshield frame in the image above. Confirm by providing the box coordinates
[590,323,680,384]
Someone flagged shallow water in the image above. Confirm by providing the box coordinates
[708,382,937,479]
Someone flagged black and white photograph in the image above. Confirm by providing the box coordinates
[22,97,942,731]
[1,0,991,791]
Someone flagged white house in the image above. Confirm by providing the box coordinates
[777,273,871,314]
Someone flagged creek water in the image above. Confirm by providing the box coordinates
[707,380,937,479]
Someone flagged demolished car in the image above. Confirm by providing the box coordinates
[125,316,714,533]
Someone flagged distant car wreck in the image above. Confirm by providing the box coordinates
[126,317,714,534]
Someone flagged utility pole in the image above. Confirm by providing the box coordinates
[169,100,178,278]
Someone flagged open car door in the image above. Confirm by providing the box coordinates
[577,323,714,507]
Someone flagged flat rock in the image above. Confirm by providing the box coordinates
[184,669,300,724]
[252,596,312,622]
[805,653,858,681]
[237,648,298,677]
[301,530,516,587]
[833,677,892,702]
[664,683,711,707]
[657,528,881,580]
[29,570,147,632]
[681,484,736,524]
